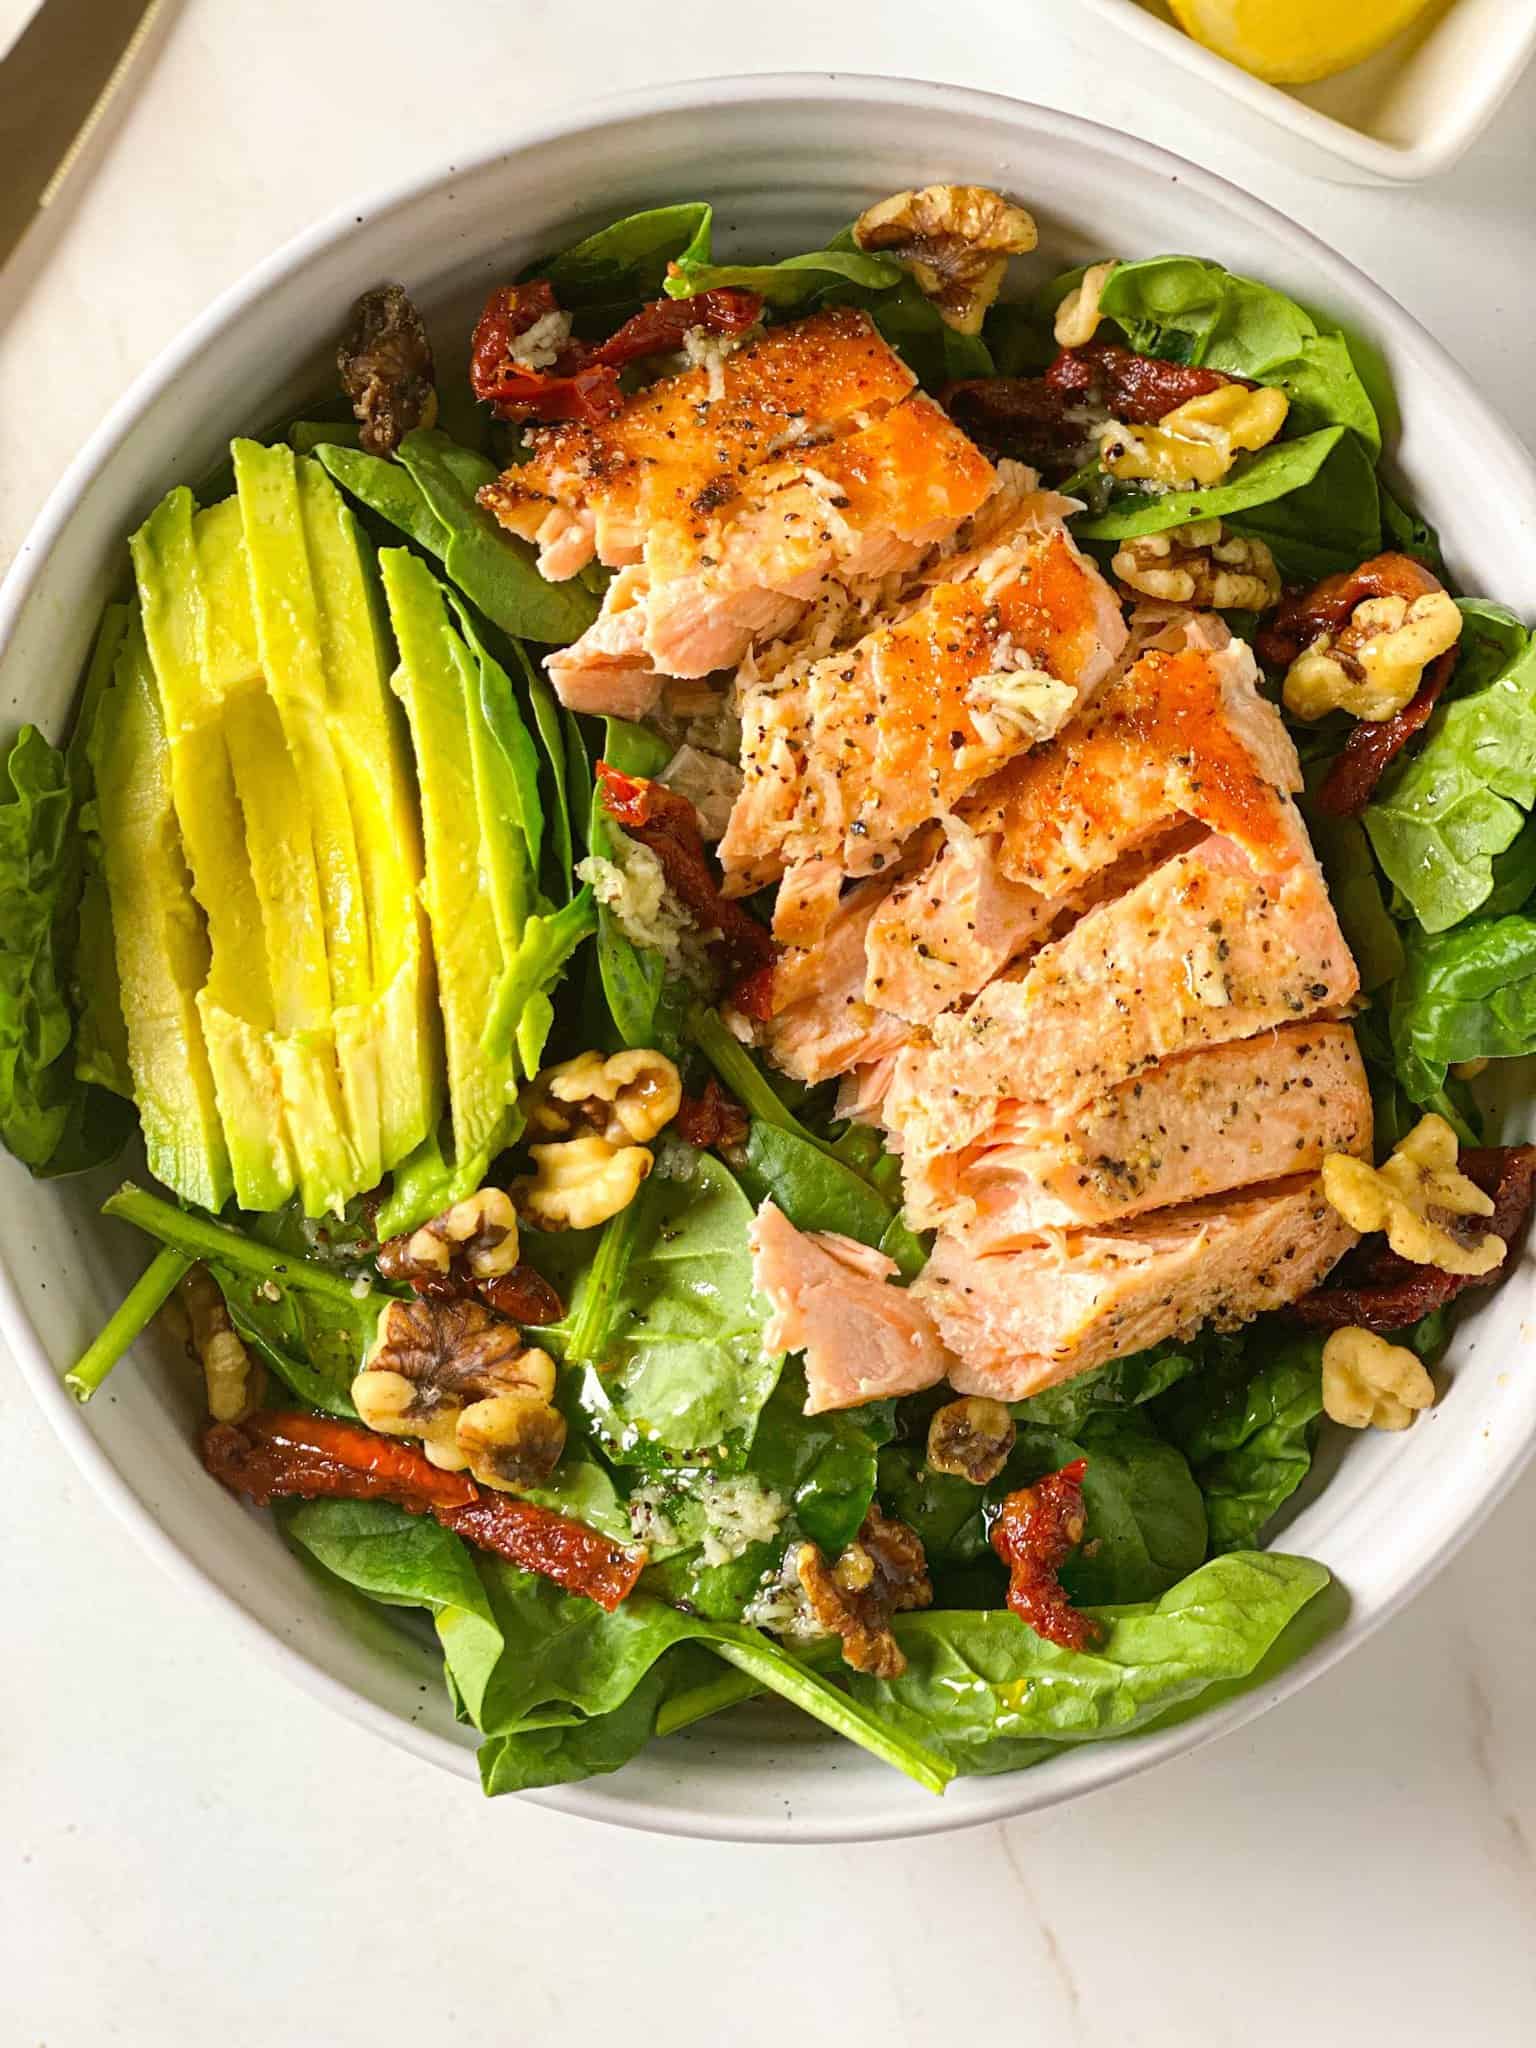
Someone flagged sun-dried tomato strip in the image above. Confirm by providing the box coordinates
[1314,646,1457,817]
[940,376,1089,467]
[673,1077,750,1153]
[597,762,776,983]
[203,1412,643,1610]
[588,287,762,370]
[1045,341,1255,423]
[437,1496,644,1612]
[989,1458,1100,1652]
[1290,1144,1536,1332]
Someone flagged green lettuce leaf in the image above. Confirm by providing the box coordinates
[1364,602,1536,932]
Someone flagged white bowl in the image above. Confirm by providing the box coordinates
[1069,0,1536,182]
[4,74,1536,1844]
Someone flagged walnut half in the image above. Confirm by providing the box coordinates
[853,184,1038,336]
[1112,519,1282,611]
[1322,1114,1505,1278]
[926,1396,1016,1485]
[338,284,438,456]
[1322,1327,1435,1431]
[795,1505,933,1677]
[354,1296,565,1491]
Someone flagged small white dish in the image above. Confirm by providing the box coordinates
[4,73,1536,1842]
[1070,0,1536,180]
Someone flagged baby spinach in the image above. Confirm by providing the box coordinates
[316,429,598,645]
[665,236,902,308]
[63,1244,193,1401]
[1154,1327,1325,1554]
[850,1551,1330,1776]
[1302,803,1404,994]
[738,1117,896,1246]
[1085,253,1380,449]
[565,1146,780,1467]
[1388,914,1536,1104]
[536,202,713,326]
[1365,603,1536,933]
[586,717,676,1051]
[102,1183,382,1414]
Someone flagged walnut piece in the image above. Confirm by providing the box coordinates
[1281,586,1463,723]
[926,1396,1016,1485]
[795,1505,933,1677]
[512,1133,653,1232]
[1053,260,1118,349]
[337,284,438,456]
[1322,1114,1506,1279]
[1112,518,1282,611]
[179,1265,264,1424]
[852,184,1038,336]
[1322,1327,1436,1431]
[1100,383,1289,490]
[528,1047,682,1146]
[377,1186,521,1295]
[354,1296,565,1490]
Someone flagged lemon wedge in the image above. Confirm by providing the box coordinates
[1166,0,1434,85]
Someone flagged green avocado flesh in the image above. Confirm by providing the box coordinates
[110,449,446,1216]
[89,617,233,1212]
[379,548,521,1205]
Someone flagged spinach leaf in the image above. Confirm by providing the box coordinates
[316,431,598,645]
[566,1146,781,1466]
[1089,254,1380,449]
[881,1405,1206,1607]
[1074,426,1363,561]
[585,717,675,1050]
[1011,1339,1202,1430]
[0,616,136,1177]
[738,1117,896,1245]
[1364,603,1536,932]
[504,635,574,894]
[1301,803,1404,993]
[102,1182,382,1413]
[1224,427,1382,583]
[1388,914,1536,1100]
[1379,478,1446,577]
[665,241,902,308]
[747,1363,892,1553]
[859,275,994,388]
[537,203,713,326]
[850,1551,1330,1775]
[1481,816,1536,918]
[1154,1327,1324,1554]
[64,1244,193,1401]
[482,889,597,1071]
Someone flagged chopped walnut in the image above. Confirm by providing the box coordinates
[1100,383,1289,490]
[852,184,1038,335]
[1322,1326,1436,1431]
[1053,260,1118,349]
[1112,519,1282,611]
[527,1047,682,1146]
[179,1265,265,1424]
[354,1296,565,1489]
[1282,586,1463,724]
[512,1133,653,1232]
[795,1505,933,1678]
[377,1186,521,1297]
[337,284,438,456]
[926,1396,1016,1485]
[1322,1114,1505,1279]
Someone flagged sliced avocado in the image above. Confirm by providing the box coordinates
[89,616,232,1211]
[130,487,299,1210]
[291,454,440,1170]
[379,548,520,1204]
[231,440,381,1195]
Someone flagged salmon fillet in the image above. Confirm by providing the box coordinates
[748,1200,953,1414]
[902,1022,1371,1244]
[547,393,994,709]
[914,1174,1359,1399]
[721,502,1127,902]
[480,308,917,578]
[754,875,917,1086]
[886,813,1359,1162]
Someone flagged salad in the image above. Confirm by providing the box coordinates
[7,183,1535,1801]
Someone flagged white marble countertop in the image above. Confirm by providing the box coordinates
[4,3,1536,2041]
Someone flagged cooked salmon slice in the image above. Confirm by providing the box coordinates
[748,1200,953,1413]
[914,1174,1358,1399]
[886,805,1359,1162]
[546,392,995,709]
[902,1022,1371,1244]
[754,875,917,1085]
[721,502,1127,901]
[480,308,917,578]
